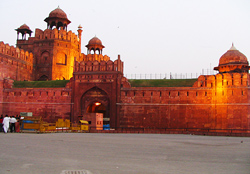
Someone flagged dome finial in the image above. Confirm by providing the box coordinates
[229,42,237,50]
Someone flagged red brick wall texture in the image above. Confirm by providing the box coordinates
[119,73,250,130]
[2,83,72,123]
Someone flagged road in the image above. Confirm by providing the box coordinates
[0,133,249,174]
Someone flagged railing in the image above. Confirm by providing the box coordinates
[125,69,217,79]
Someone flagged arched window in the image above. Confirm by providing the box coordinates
[56,53,67,65]
[41,51,50,64]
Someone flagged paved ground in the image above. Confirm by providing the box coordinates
[0,133,249,174]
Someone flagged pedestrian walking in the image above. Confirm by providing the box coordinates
[2,115,10,133]
[10,116,17,133]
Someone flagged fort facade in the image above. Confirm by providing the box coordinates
[0,7,249,134]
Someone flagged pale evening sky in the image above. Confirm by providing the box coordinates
[0,0,250,77]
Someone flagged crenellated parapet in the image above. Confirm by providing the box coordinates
[194,73,250,88]
[35,28,80,45]
[0,41,33,65]
[81,53,110,62]
[74,56,123,74]
[0,42,33,80]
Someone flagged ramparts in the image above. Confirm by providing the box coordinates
[0,42,33,81]
[2,79,71,123]
[119,72,250,131]
[35,28,80,44]
[74,57,124,74]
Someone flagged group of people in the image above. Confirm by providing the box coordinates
[0,115,20,133]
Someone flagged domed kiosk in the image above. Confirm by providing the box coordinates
[44,6,71,30]
[15,24,32,40]
[86,36,105,55]
[214,44,250,73]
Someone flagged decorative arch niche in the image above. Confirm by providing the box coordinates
[41,51,50,64]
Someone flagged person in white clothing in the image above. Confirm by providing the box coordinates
[2,115,10,133]
[9,116,17,133]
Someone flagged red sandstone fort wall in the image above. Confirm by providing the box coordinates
[0,42,33,81]
[16,28,82,81]
[74,58,123,73]
[32,28,81,81]
[35,28,80,44]
[119,73,250,130]
[72,57,124,127]
[2,83,72,123]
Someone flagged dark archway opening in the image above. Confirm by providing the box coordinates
[38,75,49,81]
[81,87,111,128]
[86,102,109,125]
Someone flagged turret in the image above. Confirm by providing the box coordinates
[15,24,32,40]
[86,36,105,55]
[214,44,250,73]
[44,6,71,31]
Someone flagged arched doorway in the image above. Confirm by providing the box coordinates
[81,87,110,126]
[86,101,109,125]
[38,75,49,81]
[87,102,105,114]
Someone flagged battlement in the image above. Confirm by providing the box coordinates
[0,42,33,80]
[0,41,33,64]
[121,72,250,104]
[75,57,123,73]
[35,28,80,45]
[80,53,110,62]
[194,73,250,88]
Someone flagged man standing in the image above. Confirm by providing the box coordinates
[2,115,10,133]
[0,115,3,132]
[10,116,17,133]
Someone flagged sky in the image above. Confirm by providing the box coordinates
[0,0,250,77]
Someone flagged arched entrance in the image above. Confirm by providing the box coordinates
[86,101,109,125]
[81,87,110,126]
[38,75,49,81]
[87,102,105,114]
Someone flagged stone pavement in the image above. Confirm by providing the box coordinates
[0,133,249,174]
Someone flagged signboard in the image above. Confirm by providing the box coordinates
[103,118,110,121]
[20,112,33,117]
